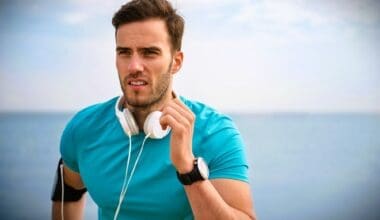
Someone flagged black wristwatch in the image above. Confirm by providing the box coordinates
[176,157,209,185]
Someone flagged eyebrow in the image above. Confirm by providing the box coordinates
[141,46,161,52]
[115,46,162,53]
[116,46,131,52]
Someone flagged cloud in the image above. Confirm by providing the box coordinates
[1,0,379,112]
[173,0,238,9]
[61,12,89,25]
[231,0,380,29]
[232,1,322,27]
[176,0,380,112]
[177,0,380,43]
[58,1,122,26]
[65,0,121,16]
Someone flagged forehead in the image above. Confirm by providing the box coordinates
[115,19,170,49]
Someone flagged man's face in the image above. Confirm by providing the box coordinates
[115,19,178,109]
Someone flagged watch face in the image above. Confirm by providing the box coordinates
[197,157,209,179]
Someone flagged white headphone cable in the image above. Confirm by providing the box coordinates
[60,164,64,220]
[119,132,133,205]
[123,133,149,195]
[114,132,132,220]
[113,133,150,220]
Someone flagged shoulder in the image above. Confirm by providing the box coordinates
[60,97,119,171]
[180,96,237,136]
[66,96,118,133]
[180,96,223,120]
[181,97,249,182]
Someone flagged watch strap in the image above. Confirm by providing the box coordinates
[176,158,205,185]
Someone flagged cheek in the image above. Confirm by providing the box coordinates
[116,58,126,71]
[116,55,135,72]
[151,57,172,73]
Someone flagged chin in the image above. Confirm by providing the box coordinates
[124,95,150,108]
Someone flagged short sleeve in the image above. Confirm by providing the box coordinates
[202,115,249,183]
[60,119,80,173]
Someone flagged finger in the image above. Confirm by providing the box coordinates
[160,113,188,134]
[166,99,195,123]
[162,104,193,131]
[161,105,189,128]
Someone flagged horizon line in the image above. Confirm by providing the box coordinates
[0,110,379,115]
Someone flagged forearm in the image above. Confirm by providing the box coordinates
[51,194,86,220]
[161,99,255,219]
[184,180,254,220]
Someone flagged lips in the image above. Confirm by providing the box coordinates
[126,78,149,91]
[129,80,147,86]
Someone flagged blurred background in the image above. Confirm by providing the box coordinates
[0,0,379,219]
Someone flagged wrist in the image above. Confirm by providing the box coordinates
[176,157,209,185]
[174,156,195,173]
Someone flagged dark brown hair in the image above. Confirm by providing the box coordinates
[112,0,185,51]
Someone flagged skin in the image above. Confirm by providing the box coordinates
[52,18,256,220]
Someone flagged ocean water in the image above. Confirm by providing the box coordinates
[0,112,379,220]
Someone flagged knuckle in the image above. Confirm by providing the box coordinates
[178,124,186,133]
[190,113,195,121]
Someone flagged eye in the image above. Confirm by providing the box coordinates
[143,49,159,57]
[117,49,131,56]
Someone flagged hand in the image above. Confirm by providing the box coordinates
[160,98,195,173]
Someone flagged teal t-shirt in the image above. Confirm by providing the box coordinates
[60,96,249,220]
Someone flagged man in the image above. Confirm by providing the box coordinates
[51,0,256,219]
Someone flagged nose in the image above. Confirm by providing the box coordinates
[128,55,144,73]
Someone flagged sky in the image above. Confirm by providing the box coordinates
[0,0,379,113]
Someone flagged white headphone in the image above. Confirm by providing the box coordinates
[115,95,170,139]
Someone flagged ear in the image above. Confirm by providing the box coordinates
[170,51,184,74]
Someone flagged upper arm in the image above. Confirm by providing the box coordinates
[203,114,249,182]
[210,179,256,219]
[60,118,84,189]
[63,164,85,190]
[60,119,81,173]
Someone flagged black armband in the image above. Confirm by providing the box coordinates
[51,158,87,202]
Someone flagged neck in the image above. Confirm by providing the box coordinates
[126,91,176,130]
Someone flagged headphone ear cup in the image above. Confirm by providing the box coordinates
[115,103,131,136]
[123,109,139,135]
[115,96,139,136]
[144,111,170,139]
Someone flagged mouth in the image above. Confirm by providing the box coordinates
[127,79,148,90]
[129,80,147,86]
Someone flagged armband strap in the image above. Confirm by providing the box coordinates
[51,158,87,202]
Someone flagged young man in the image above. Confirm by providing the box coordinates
[51,0,256,219]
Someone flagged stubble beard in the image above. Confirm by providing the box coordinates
[121,61,172,110]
